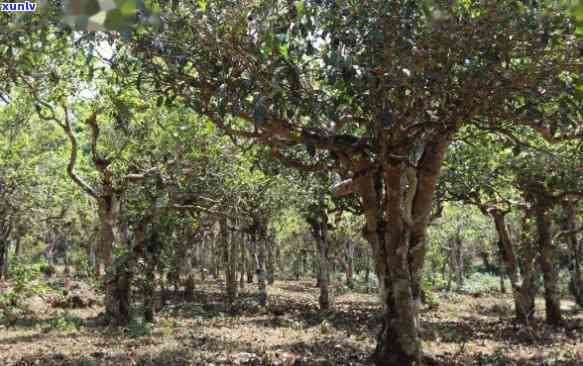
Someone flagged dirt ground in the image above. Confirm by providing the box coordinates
[1,279,583,366]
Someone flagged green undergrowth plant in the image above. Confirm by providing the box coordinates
[39,310,85,333]
[0,261,54,324]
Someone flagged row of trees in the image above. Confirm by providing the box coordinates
[1,1,582,365]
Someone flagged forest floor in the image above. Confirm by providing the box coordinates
[1,277,583,366]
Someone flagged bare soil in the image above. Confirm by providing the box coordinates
[1,279,582,366]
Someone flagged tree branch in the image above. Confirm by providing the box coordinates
[59,105,99,200]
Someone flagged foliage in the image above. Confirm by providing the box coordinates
[0,261,54,324]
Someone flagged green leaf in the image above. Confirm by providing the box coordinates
[295,1,305,18]
[198,0,207,12]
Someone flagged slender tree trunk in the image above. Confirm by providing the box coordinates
[212,230,221,279]
[365,250,370,285]
[246,234,254,283]
[239,239,246,289]
[490,209,536,323]
[454,231,464,290]
[308,199,332,310]
[142,262,156,323]
[563,201,583,307]
[63,240,71,276]
[14,235,21,259]
[254,221,268,306]
[183,228,195,301]
[345,238,355,289]
[535,201,562,326]
[266,238,275,285]
[222,218,238,311]
[499,265,506,294]
[315,234,331,310]
[143,224,163,323]
[0,238,7,281]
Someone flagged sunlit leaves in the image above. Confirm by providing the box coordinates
[60,0,157,31]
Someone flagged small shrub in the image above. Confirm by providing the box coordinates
[0,262,53,324]
[126,319,154,338]
[40,311,84,333]
[459,273,501,295]
[335,285,350,296]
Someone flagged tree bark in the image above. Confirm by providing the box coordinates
[104,263,132,326]
[246,233,254,283]
[345,238,355,289]
[222,218,238,311]
[96,196,119,277]
[239,238,246,289]
[315,232,331,310]
[104,220,146,326]
[182,226,196,301]
[266,237,275,285]
[490,209,536,323]
[253,217,268,307]
[516,215,538,324]
[563,201,583,307]
[535,201,562,326]
[358,136,449,366]
[308,198,332,310]
[0,238,7,281]
[0,218,14,280]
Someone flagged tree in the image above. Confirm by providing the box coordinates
[128,1,581,363]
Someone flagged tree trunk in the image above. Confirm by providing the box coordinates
[499,269,506,294]
[14,235,21,259]
[104,263,132,326]
[535,201,562,326]
[185,234,196,301]
[490,209,536,323]
[253,218,268,307]
[104,219,146,326]
[266,238,275,285]
[365,250,371,285]
[239,239,246,289]
[563,201,583,307]
[222,218,238,311]
[345,238,355,289]
[0,239,7,281]
[97,197,119,277]
[212,229,221,279]
[308,199,332,310]
[357,137,449,366]
[143,224,163,323]
[516,215,538,324]
[454,231,464,290]
[315,234,331,310]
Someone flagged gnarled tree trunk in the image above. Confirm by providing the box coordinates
[355,137,449,366]
[535,200,562,326]
[97,195,119,277]
[104,219,146,326]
